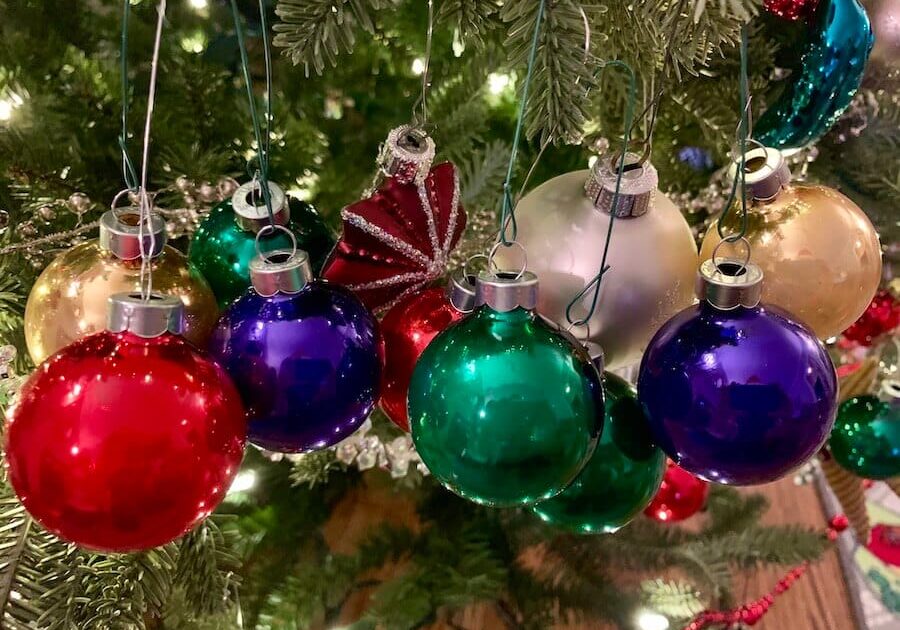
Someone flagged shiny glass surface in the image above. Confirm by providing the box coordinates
[6,331,246,552]
[638,301,838,485]
[408,306,603,507]
[189,197,335,308]
[380,287,464,431]
[531,373,665,533]
[830,395,900,479]
[209,281,382,452]
[643,459,709,523]
[25,240,218,364]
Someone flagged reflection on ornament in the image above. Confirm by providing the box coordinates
[639,259,838,485]
[409,270,603,507]
[6,294,245,552]
[764,0,820,20]
[532,372,665,533]
[872,0,900,65]
[494,154,697,369]
[209,250,382,453]
[700,147,881,340]
[829,390,900,479]
[757,0,873,150]
[843,290,900,346]
[24,209,218,364]
[644,460,709,523]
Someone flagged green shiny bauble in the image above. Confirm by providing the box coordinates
[830,395,900,479]
[408,305,603,508]
[189,197,334,307]
[531,373,665,533]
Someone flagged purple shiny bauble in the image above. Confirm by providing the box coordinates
[209,281,383,452]
[637,301,837,485]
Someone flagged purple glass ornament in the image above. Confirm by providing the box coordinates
[638,262,838,485]
[209,277,382,453]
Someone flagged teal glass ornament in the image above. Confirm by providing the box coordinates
[757,0,873,150]
[829,390,900,480]
[531,372,665,533]
[408,271,603,508]
[189,181,335,307]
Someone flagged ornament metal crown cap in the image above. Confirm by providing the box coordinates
[249,249,313,297]
[377,125,436,186]
[729,145,792,201]
[475,270,539,313]
[231,180,289,233]
[107,292,185,338]
[447,270,477,313]
[696,258,764,310]
[99,209,166,260]
[584,152,658,218]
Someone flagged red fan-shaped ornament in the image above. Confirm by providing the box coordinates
[322,126,466,312]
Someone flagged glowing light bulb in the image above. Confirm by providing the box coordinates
[0,100,13,122]
[411,58,426,76]
[488,72,512,95]
[228,469,257,494]
[188,0,208,10]
[636,610,670,630]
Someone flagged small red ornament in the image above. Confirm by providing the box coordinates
[6,321,245,552]
[867,524,900,567]
[644,459,709,523]
[842,289,900,346]
[380,276,474,431]
[764,0,820,21]
[322,125,466,312]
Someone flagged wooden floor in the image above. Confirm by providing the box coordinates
[324,473,857,630]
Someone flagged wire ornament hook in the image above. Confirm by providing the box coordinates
[711,236,752,277]
[255,223,298,264]
[488,241,527,280]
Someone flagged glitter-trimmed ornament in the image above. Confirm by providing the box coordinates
[7,294,245,552]
[379,272,476,431]
[644,460,709,523]
[209,249,383,453]
[842,290,900,346]
[700,146,881,340]
[638,258,838,485]
[25,208,218,364]
[493,153,697,369]
[321,125,467,312]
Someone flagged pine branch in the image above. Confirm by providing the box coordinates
[437,0,503,48]
[458,140,509,210]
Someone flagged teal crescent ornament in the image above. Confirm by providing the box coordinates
[756,0,873,151]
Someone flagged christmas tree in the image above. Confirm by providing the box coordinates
[0,0,897,628]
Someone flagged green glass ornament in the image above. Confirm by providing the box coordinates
[531,372,665,533]
[408,271,603,508]
[189,185,334,307]
[830,393,900,479]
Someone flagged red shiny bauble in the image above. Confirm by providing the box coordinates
[842,289,900,346]
[380,287,465,431]
[643,460,709,523]
[6,331,246,552]
[764,0,820,21]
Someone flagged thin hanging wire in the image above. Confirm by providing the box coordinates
[229,0,276,227]
[137,0,167,301]
[414,0,434,127]
[716,24,751,245]
[119,0,138,191]
[564,59,637,327]
[498,0,546,247]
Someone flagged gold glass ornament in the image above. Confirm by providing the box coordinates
[700,147,881,339]
[494,154,698,369]
[25,210,218,364]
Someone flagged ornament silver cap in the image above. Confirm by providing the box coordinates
[249,249,313,297]
[232,180,289,233]
[98,209,166,260]
[585,342,605,374]
[475,270,539,312]
[107,292,184,338]
[446,270,477,313]
[377,125,436,185]
[584,152,658,218]
[695,258,764,310]
[729,145,792,201]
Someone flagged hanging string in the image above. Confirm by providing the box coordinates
[229,0,277,228]
[414,0,434,126]
[137,0,167,301]
[716,24,751,245]
[564,59,637,327]
[119,0,138,191]
[497,0,546,247]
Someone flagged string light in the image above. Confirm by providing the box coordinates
[188,0,208,10]
[635,610,670,630]
[0,100,13,122]
[411,57,426,76]
[228,469,257,494]
[487,72,512,95]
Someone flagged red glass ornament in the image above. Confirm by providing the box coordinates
[380,287,465,431]
[842,289,900,346]
[322,162,466,312]
[867,524,900,567]
[764,0,820,21]
[644,460,709,523]
[6,331,246,552]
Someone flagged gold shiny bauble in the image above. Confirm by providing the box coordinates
[25,241,218,364]
[700,184,882,339]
